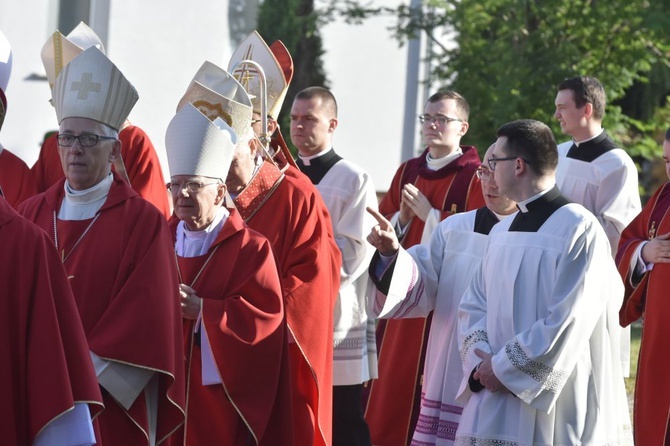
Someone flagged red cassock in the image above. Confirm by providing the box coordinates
[233,160,341,446]
[30,125,171,218]
[616,181,670,446]
[169,209,294,446]
[0,197,103,445]
[18,173,186,446]
[364,146,484,445]
[0,148,37,208]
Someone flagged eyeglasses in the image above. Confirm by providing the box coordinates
[487,156,531,171]
[57,133,117,148]
[250,119,262,125]
[476,167,493,181]
[167,181,221,194]
[418,115,462,126]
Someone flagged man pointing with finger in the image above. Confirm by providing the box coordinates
[366,143,515,444]
[365,90,484,444]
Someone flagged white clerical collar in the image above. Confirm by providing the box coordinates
[492,210,514,221]
[176,206,229,258]
[573,128,604,147]
[426,148,462,171]
[516,185,555,213]
[59,173,113,220]
[298,147,332,166]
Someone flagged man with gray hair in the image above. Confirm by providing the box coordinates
[19,46,185,446]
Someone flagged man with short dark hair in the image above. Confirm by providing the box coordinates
[364,90,484,445]
[293,86,378,446]
[456,119,632,445]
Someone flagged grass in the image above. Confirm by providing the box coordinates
[624,322,642,417]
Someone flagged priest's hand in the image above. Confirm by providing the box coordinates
[366,207,399,256]
[473,348,510,393]
[642,233,670,264]
[179,284,202,320]
[399,193,415,227]
[402,183,433,222]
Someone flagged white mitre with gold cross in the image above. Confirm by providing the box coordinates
[166,103,237,181]
[177,61,252,140]
[52,46,138,131]
[227,30,292,120]
[41,21,105,90]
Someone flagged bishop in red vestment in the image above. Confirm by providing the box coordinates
[616,129,670,446]
[365,91,484,445]
[231,155,340,446]
[166,103,293,445]
[19,46,185,445]
[0,196,103,445]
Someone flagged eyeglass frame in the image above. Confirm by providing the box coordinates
[418,114,463,126]
[475,166,493,181]
[487,156,531,171]
[57,133,118,148]
[167,181,222,195]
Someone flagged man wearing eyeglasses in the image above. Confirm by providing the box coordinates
[456,119,632,444]
[365,142,515,445]
[18,47,185,446]
[165,103,293,445]
[364,90,484,445]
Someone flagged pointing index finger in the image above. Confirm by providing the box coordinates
[366,207,391,228]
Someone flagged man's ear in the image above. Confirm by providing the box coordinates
[215,183,227,205]
[583,102,593,120]
[109,140,121,160]
[328,118,338,133]
[267,118,278,136]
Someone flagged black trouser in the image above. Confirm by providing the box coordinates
[333,384,372,446]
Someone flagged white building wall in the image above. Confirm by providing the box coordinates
[0,0,420,192]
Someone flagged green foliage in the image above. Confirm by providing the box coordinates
[257,0,330,155]
[322,0,670,168]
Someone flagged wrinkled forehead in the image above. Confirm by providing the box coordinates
[170,174,215,183]
[59,116,110,134]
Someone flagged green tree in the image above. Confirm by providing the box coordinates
[325,0,670,161]
[257,0,329,152]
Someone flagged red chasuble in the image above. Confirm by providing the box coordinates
[365,146,484,445]
[0,148,37,208]
[30,126,171,218]
[233,160,341,446]
[616,181,670,446]
[18,174,185,446]
[0,197,103,445]
[169,209,294,446]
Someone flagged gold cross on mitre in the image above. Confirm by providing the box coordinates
[231,45,260,92]
[71,72,101,100]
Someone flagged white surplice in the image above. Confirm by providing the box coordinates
[370,209,489,445]
[555,140,640,376]
[456,203,632,446]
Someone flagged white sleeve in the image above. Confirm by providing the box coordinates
[90,351,154,410]
[33,403,95,446]
[420,208,441,244]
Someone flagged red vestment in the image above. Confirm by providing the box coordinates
[0,197,103,445]
[0,148,37,207]
[616,181,670,446]
[233,160,341,446]
[18,174,185,445]
[170,209,294,446]
[30,125,171,218]
[365,146,484,445]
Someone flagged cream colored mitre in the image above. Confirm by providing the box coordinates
[52,46,138,131]
[165,103,237,181]
[41,21,105,89]
[177,61,252,139]
[227,30,290,120]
